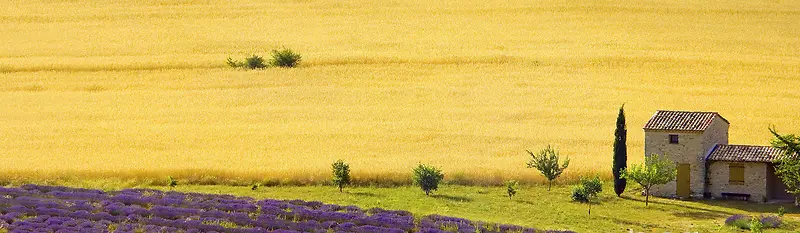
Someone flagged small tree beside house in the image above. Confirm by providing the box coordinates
[526,145,570,191]
[769,127,800,206]
[622,154,676,206]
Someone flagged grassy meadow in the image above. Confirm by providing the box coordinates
[61,182,800,232]
[1,0,799,186]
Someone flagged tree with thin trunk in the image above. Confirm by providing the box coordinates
[621,154,676,206]
[526,145,569,191]
[331,159,351,192]
[572,176,602,215]
[769,127,800,206]
[613,104,627,197]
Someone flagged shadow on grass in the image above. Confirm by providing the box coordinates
[348,192,381,197]
[620,195,735,219]
[601,216,663,230]
[431,194,473,202]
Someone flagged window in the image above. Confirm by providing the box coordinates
[729,163,745,185]
[669,134,679,144]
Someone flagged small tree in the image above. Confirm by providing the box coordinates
[613,104,628,197]
[331,159,351,192]
[167,176,177,189]
[412,164,444,195]
[572,176,602,215]
[526,145,569,191]
[621,154,676,206]
[505,180,519,200]
[769,127,800,206]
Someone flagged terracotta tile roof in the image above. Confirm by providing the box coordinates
[643,110,728,131]
[706,144,787,163]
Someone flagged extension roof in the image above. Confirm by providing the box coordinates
[706,144,787,163]
[643,110,729,132]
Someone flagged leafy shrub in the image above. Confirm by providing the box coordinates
[332,159,351,192]
[505,180,518,200]
[777,206,785,217]
[270,48,302,68]
[251,183,259,191]
[226,57,244,68]
[245,55,267,69]
[167,176,177,188]
[412,164,444,195]
[226,55,266,69]
[571,186,588,202]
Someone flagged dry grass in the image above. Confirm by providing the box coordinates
[0,0,798,186]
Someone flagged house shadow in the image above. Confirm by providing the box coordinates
[431,194,473,202]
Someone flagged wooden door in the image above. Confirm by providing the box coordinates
[676,164,691,198]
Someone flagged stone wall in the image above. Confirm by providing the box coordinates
[708,161,768,202]
[644,130,704,198]
[643,117,729,198]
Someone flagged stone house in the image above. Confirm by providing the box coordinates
[643,110,792,202]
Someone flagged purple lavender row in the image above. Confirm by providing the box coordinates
[0,185,570,233]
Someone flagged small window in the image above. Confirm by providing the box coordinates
[729,163,745,185]
[669,134,679,144]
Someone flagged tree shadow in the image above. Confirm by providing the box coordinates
[348,192,381,197]
[431,194,473,202]
[601,216,664,230]
[619,195,736,220]
[514,199,535,205]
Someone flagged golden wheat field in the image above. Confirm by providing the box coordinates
[1,0,798,186]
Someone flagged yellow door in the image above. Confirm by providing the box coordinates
[677,164,690,198]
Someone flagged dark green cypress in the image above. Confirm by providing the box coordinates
[613,104,627,197]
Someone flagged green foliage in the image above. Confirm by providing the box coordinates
[526,145,569,191]
[226,57,244,68]
[621,154,676,207]
[505,180,518,200]
[270,48,302,68]
[613,104,627,197]
[167,176,177,188]
[226,54,267,69]
[749,216,764,233]
[331,159,351,192]
[572,176,603,215]
[251,183,259,191]
[777,206,785,217]
[412,164,444,195]
[770,127,800,206]
[245,55,267,69]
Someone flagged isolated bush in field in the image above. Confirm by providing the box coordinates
[226,55,266,69]
[226,57,245,68]
[777,206,785,217]
[526,145,569,191]
[621,154,676,207]
[331,159,351,192]
[412,164,444,195]
[167,176,177,188]
[572,176,602,215]
[245,55,267,69]
[505,180,518,200]
[251,183,259,191]
[270,48,302,68]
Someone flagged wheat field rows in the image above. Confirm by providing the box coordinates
[1,0,798,186]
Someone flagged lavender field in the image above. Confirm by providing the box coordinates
[0,185,570,233]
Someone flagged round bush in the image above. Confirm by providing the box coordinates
[270,48,302,68]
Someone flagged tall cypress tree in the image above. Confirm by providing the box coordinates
[613,104,627,197]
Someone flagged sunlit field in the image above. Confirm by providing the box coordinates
[1,0,798,186]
